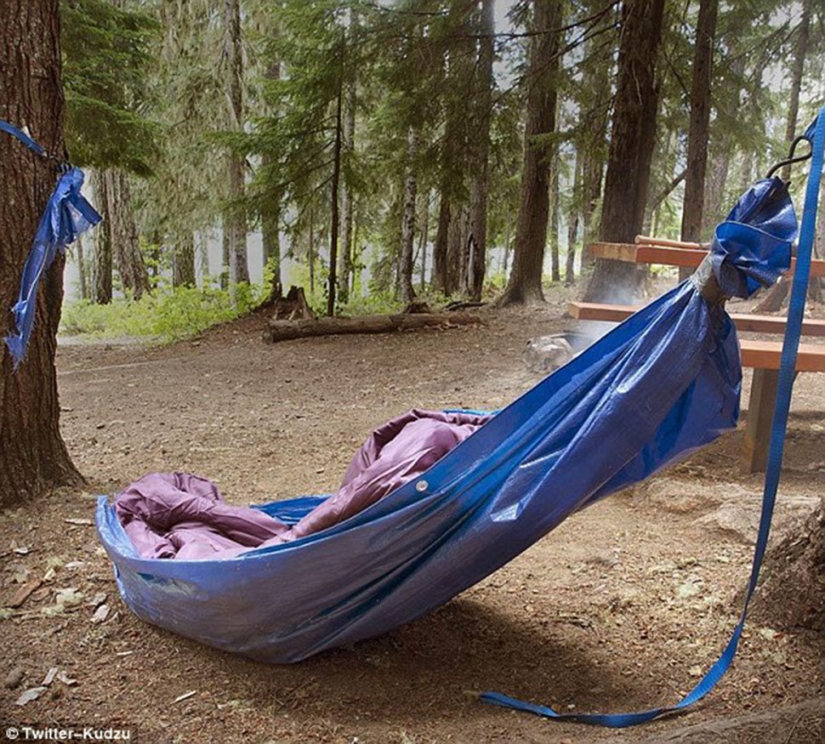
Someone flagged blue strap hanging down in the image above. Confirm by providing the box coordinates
[1,120,101,368]
[481,105,825,727]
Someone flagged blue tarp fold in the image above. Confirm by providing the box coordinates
[5,166,100,367]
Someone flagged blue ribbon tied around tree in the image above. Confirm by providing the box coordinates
[1,120,101,368]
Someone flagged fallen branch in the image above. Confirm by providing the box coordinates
[263,312,484,344]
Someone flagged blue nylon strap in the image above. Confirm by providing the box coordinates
[0,119,47,157]
[481,105,825,728]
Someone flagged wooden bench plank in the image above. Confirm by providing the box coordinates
[589,242,825,278]
[568,301,825,336]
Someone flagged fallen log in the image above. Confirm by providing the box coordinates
[263,312,484,344]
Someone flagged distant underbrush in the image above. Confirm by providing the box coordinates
[60,284,262,343]
[59,284,444,343]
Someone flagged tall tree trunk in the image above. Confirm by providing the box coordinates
[107,170,150,299]
[755,0,812,312]
[262,63,282,299]
[91,169,112,304]
[583,0,666,303]
[197,231,210,285]
[76,234,89,300]
[225,0,248,288]
[579,18,613,270]
[398,126,419,304]
[448,205,468,296]
[338,26,357,305]
[418,192,430,292]
[327,75,343,317]
[0,0,83,504]
[566,151,580,285]
[468,0,495,302]
[433,196,451,294]
[679,0,719,280]
[172,232,196,288]
[498,0,562,306]
[549,146,561,282]
[781,0,811,183]
[220,218,230,290]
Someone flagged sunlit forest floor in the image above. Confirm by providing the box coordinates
[2,282,824,743]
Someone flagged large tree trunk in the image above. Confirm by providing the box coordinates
[337,30,356,305]
[91,169,112,304]
[75,234,89,300]
[327,76,343,317]
[579,20,613,270]
[467,0,495,302]
[549,145,561,283]
[497,0,562,306]
[262,63,282,300]
[583,0,666,303]
[756,0,813,311]
[0,0,83,505]
[107,169,150,299]
[225,0,248,288]
[398,126,419,304]
[751,497,824,632]
[433,196,452,294]
[678,0,719,280]
[566,151,580,285]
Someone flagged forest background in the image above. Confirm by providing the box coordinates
[58,0,824,341]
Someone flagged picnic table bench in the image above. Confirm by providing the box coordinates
[576,238,825,472]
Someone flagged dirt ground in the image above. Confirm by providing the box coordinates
[1,284,824,743]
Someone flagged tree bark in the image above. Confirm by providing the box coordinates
[0,0,83,505]
[75,234,88,300]
[172,232,196,288]
[91,169,112,304]
[326,73,343,317]
[418,191,430,292]
[549,147,561,282]
[433,196,451,294]
[755,0,812,310]
[566,151,580,285]
[225,0,249,288]
[780,0,811,183]
[467,0,495,302]
[338,26,357,305]
[679,0,718,280]
[262,62,282,299]
[583,0,666,303]
[498,0,563,306]
[750,497,824,632]
[398,126,419,303]
[107,170,150,299]
[264,312,483,344]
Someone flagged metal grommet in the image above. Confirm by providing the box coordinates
[415,480,428,493]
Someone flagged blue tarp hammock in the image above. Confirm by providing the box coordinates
[5,107,818,728]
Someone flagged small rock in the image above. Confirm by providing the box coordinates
[16,686,46,706]
[91,604,110,624]
[4,667,24,689]
[696,503,758,544]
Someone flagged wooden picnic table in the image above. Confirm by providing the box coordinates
[575,239,825,472]
[589,235,825,277]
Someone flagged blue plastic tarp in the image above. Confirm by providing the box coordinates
[97,177,796,665]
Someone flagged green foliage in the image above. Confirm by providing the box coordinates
[61,0,160,175]
[61,284,262,343]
